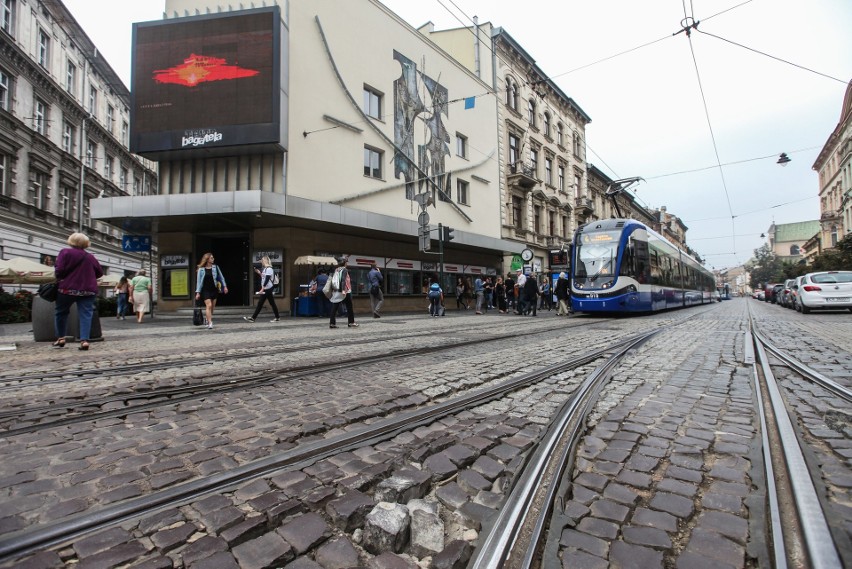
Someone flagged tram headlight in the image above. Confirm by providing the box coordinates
[627,285,637,293]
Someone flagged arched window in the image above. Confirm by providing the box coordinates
[789,244,800,255]
[527,99,536,126]
[557,123,564,147]
[831,225,838,247]
[543,113,551,137]
[505,79,518,110]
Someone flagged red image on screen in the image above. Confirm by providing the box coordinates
[153,54,259,87]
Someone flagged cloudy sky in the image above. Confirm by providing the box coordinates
[64,0,851,270]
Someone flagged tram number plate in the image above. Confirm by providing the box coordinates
[826,297,849,302]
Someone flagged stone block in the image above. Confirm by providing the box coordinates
[363,502,410,554]
[278,512,331,555]
[409,509,444,558]
[375,468,431,503]
[326,490,374,532]
[232,532,294,569]
[430,539,472,569]
[315,537,360,569]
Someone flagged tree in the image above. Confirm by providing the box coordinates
[748,244,786,289]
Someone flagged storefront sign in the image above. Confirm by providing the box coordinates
[386,258,421,270]
[161,254,189,268]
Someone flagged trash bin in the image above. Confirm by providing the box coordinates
[32,296,102,342]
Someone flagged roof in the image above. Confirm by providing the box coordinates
[774,221,820,242]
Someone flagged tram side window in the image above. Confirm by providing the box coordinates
[650,249,662,285]
[633,239,650,284]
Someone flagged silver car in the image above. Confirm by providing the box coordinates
[795,271,852,313]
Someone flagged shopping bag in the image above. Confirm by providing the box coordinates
[192,302,204,326]
[37,282,58,302]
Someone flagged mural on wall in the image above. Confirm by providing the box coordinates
[393,50,452,203]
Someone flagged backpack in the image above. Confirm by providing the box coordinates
[272,272,279,286]
[331,268,342,291]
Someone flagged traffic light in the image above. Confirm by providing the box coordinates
[443,226,455,242]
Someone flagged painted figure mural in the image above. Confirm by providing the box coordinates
[393,50,452,203]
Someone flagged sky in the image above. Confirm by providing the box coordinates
[64,0,851,271]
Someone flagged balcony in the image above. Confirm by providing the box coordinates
[507,162,539,189]
[820,209,840,221]
[575,196,593,214]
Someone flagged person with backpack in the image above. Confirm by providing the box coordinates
[243,256,280,323]
[327,257,358,328]
[427,281,444,317]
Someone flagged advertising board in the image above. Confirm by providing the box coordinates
[131,7,282,157]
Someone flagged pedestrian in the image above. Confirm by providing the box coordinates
[515,270,527,314]
[194,253,228,329]
[539,276,552,310]
[52,232,103,351]
[473,276,485,314]
[129,269,154,324]
[314,268,331,317]
[243,256,279,322]
[455,277,468,310]
[114,276,129,320]
[505,274,515,309]
[484,277,494,310]
[523,271,539,316]
[368,262,384,318]
[427,281,444,316]
[329,257,358,328]
[555,272,571,315]
[494,276,507,313]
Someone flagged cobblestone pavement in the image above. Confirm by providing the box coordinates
[0,299,848,568]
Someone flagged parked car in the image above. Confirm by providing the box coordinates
[778,278,797,308]
[753,290,765,300]
[795,271,852,313]
[770,284,784,304]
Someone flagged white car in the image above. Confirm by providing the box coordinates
[795,271,852,314]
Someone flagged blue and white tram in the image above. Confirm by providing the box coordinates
[571,218,715,314]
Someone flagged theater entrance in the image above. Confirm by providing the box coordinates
[195,235,250,306]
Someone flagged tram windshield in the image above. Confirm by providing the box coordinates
[575,231,620,280]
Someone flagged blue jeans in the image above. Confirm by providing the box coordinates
[117,293,128,317]
[55,293,96,341]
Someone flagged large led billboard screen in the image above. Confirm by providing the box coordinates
[131,7,282,156]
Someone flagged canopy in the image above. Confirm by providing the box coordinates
[0,257,55,284]
[293,255,337,266]
[97,273,123,287]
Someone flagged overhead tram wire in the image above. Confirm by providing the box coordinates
[644,146,822,181]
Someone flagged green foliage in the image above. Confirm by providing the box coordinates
[748,244,786,289]
[97,296,117,317]
[751,234,852,287]
[0,288,33,324]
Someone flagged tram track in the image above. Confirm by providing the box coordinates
[747,306,847,568]
[0,329,647,564]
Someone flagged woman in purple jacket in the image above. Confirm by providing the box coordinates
[53,232,103,350]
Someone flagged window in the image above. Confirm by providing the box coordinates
[133,176,141,196]
[562,215,570,237]
[572,131,581,157]
[0,154,7,196]
[30,170,45,208]
[62,120,76,154]
[549,211,556,236]
[88,86,97,116]
[104,154,114,179]
[534,205,541,233]
[119,166,128,190]
[456,179,469,205]
[574,174,582,198]
[106,104,115,133]
[789,244,800,255]
[363,146,382,179]
[121,121,128,146]
[831,225,838,247]
[512,195,523,229]
[543,113,551,138]
[456,133,467,159]
[65,60,76,95]
[61,185,74,220]
[529,147,538,177]
[85,139,95,167]
[545,157,553,186]
[0,67,9,110]
[37,28,49,68]
[558,165,565,192]
[505,78,518,110]
[363,86,382,120]
[33,98,47,134]
[508,134,520,171]
[557,124,564,147]
[527,99,536,126]
[1,0,13,35]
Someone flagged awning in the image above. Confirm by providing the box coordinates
[293,255,337,266]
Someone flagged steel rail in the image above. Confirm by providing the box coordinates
[0,333,641,564]
[752,328,852,404]
[469,329,659,568]
[0,321,598,436]
[752,332,843,568]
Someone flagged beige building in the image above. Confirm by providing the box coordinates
[812,79,852,252]
[767,220,819,264]
[94,0,510,312]
[422,24,591,274]
[0,0,157,281]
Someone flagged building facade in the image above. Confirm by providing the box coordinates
[812,79,852,253]
[0,0,157,282]
[767,220,820,264]
[95,0,512,313]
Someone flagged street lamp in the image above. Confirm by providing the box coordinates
[776,153,791,167]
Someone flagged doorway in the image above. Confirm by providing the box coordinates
[195,234,250,306]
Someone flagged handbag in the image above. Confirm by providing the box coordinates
[192,300,204,326]
[322,276,333,299]
[37,282,58,302]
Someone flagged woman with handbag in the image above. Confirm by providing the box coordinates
[195,253,228,329]
[129,269,153,324]
[243,256,279,323]
[328,257,357,329]
[114,276,129,320]
[53,232,103,350]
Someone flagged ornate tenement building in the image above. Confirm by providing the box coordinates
[0,0,157,278]
[811,79,852,255]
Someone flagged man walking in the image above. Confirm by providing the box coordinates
[368,262,384,318]
[474,276,485,314]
